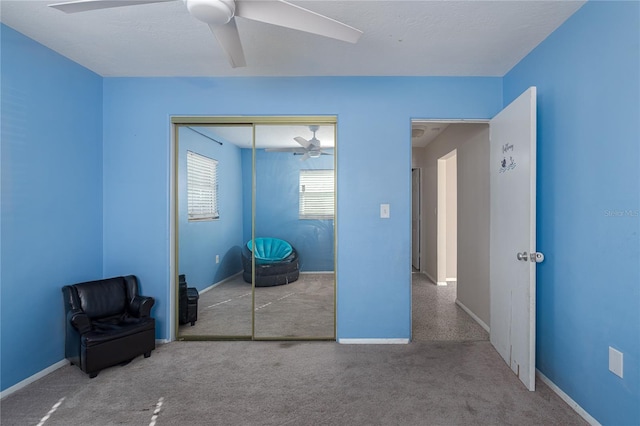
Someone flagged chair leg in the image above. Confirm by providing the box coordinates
[190,321,195,326]
[144,351,151,358]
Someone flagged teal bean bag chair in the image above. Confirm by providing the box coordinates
[242,238,299,286]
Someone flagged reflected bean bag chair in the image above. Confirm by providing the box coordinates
[242,238,299,287]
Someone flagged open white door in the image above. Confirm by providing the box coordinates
[412,168,421,270]
[490,87,539,391]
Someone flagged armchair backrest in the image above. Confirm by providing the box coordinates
[66,275,142,320]
[74,278,126,319]
[62,275,153,319]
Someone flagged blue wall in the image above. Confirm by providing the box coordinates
[503,2,640,424]
[252,149,335,272]
[2,5,638,422]
[178,127,244,291]
[0,25,103,391]
[101,77,502,340]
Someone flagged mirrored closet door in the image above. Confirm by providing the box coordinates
[176,124,253,338]
[253,123,336,339]
[175,118,335,340]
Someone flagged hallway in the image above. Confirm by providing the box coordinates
[412,272,489,342]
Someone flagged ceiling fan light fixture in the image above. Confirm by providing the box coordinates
[185,0,235,25]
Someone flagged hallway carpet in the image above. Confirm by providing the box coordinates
[412,273,489,342]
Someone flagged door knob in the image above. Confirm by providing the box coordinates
[516,252,529,261]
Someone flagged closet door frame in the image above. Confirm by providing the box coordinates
[171,115,337,341]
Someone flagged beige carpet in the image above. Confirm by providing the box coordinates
[1,340,588,426]
[2,274,588,425]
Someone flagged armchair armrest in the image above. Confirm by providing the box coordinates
[128,295,155,318]
[68,310,92,334]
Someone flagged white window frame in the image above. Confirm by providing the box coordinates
[187,150,219,221]
[299,169,334,220]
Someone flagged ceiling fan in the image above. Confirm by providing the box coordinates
[48,0,363,68]
[266,125,333,161]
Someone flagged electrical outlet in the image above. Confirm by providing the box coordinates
[609,346,623,378]
[215,255,220,264]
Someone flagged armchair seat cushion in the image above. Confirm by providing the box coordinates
[82,316,155,347]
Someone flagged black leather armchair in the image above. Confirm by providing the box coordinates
[62,275,156,378]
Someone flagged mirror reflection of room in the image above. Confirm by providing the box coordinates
[177,122,335,339]
[178,124,253,338]
[254,124,335,339]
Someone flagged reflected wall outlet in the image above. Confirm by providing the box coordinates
[215,255,220,264]
[609,346,623,378]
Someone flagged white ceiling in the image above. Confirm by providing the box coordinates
[411,122,450,148]
[0,0,585,78]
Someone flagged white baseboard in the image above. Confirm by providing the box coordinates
[536,369,600,426]
[155,339,170,345]
[1,359,68,400]
[437,281,448,286]
[338,338,410,344]
[446,278,457,282]
[424,271,437,284]
[300,271,335,275]
[455,299,490,332]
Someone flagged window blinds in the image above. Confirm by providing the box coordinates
[299,169,334,219]
[187,151,219,220]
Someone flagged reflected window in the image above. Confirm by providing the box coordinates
[187,150,219,221]
[299,169,334,219]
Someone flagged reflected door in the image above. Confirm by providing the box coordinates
[253,123,336,339]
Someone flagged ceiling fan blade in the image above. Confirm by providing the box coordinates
[209,19,247,68]
[49,0,175,13]
[300,152,311,161]
[235,0,363,44]
[294,136,311,149]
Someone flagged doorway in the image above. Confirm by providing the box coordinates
[411,168,421,272]
[410,87,538,390]
[437,149,457,286]
[410,120,490,342]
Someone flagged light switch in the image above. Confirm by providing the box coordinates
[380,204,390,219]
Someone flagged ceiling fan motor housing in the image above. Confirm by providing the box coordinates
[184,0,235,25]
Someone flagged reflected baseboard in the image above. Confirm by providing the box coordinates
[300,271,335,275]
[200,271,244,295]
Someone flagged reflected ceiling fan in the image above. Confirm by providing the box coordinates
[48,0,363,68]
[266,125,332,161]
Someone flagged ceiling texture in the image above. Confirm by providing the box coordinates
[1,0,584,148]
[1,0,585,78]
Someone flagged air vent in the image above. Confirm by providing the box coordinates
[412,128,425,138]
